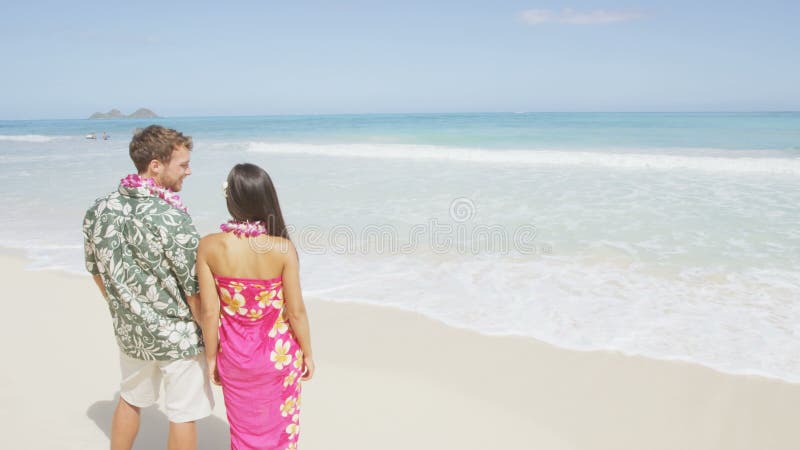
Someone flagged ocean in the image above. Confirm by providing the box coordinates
[1,112,798,382]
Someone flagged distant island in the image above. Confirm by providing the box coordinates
[89,108,160,119]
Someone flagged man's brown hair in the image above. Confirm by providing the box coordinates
[129,125,193,173]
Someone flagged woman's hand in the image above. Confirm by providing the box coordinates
[301,356,315,381]
[207,358,221,385]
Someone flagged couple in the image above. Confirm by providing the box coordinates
[82,125,314,450]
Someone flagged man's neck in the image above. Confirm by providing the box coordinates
[138,172,162,188]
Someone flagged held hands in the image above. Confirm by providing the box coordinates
[207,358,221,386]
[301,355,315,381]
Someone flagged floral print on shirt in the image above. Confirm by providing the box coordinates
[83,183,203,360]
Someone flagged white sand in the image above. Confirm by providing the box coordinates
[1,252,798,449]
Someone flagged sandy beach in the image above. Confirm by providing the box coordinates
[1,251,798,450]
[5,1,800,447]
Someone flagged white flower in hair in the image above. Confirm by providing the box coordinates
[222,181,229,198]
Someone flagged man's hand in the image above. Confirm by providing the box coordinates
[92,275,107,298]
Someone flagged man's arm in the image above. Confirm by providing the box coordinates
[84,205,106,300]
[92,274,107,298]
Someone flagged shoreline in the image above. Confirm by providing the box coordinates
[4,247,797,385]
[2,250,800,449]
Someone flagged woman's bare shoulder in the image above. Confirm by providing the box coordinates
[199,232,227,252]
[267,235,296,254]
[252,236,296,264]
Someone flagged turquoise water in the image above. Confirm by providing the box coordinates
[3,112,800,150]
[1,112,799,382]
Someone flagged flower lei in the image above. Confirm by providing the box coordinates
[120,174,188,213]
[220,220,269,237]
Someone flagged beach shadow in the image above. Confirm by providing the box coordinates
[87,394,230,450]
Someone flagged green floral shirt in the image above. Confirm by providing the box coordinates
[83,183,204,360]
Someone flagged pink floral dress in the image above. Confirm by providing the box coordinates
[214,274,303,450]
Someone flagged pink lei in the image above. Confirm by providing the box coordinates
[220,220,269,237]
[120,174,188,213]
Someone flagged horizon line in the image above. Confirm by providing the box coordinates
[2,110,800,122]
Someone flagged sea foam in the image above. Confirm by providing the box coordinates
[0,134,69,143]
[248,142,800,175]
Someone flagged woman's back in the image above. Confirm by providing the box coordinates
[203,232,294,339]
[202,232,288,280]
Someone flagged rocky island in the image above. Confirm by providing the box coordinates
[89,108,160,119]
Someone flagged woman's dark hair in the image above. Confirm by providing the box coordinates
[226,163,290,240]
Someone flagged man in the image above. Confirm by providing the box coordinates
[83,125,213,450]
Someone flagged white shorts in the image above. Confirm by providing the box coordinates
[119,352,214,423]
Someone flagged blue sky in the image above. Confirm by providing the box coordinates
[1,1,798,119]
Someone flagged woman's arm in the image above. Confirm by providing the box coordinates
[197,237,222,384]
[282,240,315,380]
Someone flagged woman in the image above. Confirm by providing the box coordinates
[197,163,314,450]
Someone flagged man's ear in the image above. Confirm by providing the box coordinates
[148,159,162,176]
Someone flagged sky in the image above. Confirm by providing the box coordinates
[1,0,799,119]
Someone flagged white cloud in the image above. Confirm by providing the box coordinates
[520,8,645,25]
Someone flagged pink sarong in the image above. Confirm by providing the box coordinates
[214,274,303,450]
